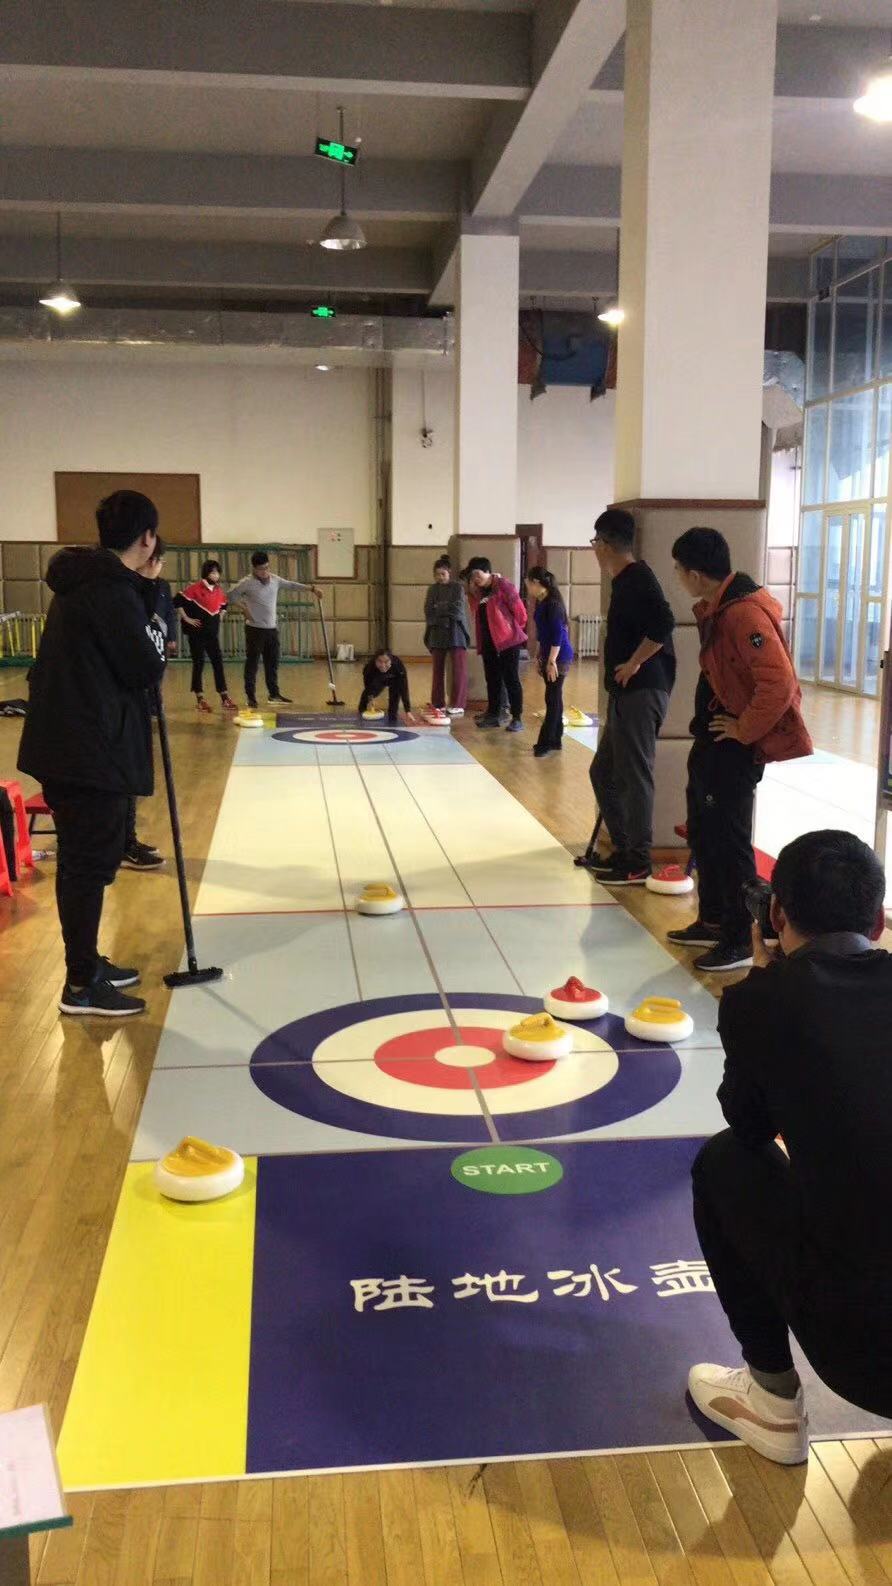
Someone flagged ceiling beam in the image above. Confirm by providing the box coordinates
[519,249,616,298]
[0,236,432,295]
[0,0,530,99]
[471,0,624,218]
[520,165,892,237]
[589,25,892,100]
[0,148,463,222]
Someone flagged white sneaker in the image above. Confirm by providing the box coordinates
[688,1364,809,1464]
[446,707,464,717]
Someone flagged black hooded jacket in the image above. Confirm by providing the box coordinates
[18,549,167,796]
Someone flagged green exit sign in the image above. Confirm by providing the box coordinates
[310,305,337,320]
[315,136,358,166]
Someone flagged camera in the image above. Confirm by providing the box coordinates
[742,878,773,938]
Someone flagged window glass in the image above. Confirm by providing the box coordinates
[807,297,832,399]
[832,268,879,392]
[794,597,818,681]
[875,383,891,500]
[802,404,828,505]
[809,242,835,293]
[798,509,823,594]
[827,390,874,502]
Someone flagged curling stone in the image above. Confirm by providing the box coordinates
[234,709,264,729]
[543,975,609,1021]
[565,706,593,728]
[154,1136,245,1203]
[422,706,451,727]
[503,1011,573,1062]
[355,882,405,916]
[625,997,694,1043]
[362,709,386,721]
[646,864,695,896]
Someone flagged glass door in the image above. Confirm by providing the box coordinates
[813,505,880,694]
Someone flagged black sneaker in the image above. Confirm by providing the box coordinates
[587,852,623,874]
[596,861,650,887]
[59,977,146,1018]
[505,718,524,734]
[694,942,754,973]
[120,845,164,871]
[269,692,292,704]
[98,956,140,989]
[475,714,501,729]
[246,697,259,710]
[667,922,722,948]
[533,745,557,757]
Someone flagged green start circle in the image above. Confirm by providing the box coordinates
[451,1145,564,1195]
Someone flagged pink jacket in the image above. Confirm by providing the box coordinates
[469,575,528,654]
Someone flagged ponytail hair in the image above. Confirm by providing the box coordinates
[527,564,567,625]
[433,554,451,573]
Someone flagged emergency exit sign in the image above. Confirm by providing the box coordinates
[315,137,358,166]
[310,305,336,319]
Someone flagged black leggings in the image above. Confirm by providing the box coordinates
[536,669,567,750]
[42,781,129,986]
[187,629,228,696]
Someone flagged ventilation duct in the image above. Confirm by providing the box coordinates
[0,307,453,358]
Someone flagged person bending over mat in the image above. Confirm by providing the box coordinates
[358,651,417,725]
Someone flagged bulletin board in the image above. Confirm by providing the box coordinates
[54,473,201,545]
[316,528,355,580]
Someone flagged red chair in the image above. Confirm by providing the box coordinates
[0,780,34,876]
[0,823,12,897]
[24,792,55,837]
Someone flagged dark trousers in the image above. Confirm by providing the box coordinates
[686,737,762,942]
[590,688,668,869]
[693,1130,892,1417]
[42,781,129,986]
[358,679,403,723]
[188,629,227,696]
[244,625,280,702]
[482,641,523,720]
[536,669,567,750]
[125,796,137,850]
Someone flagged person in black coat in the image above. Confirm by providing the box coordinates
[18,490,166,1018]
[357,651,416,725]
[687,829,892,1464]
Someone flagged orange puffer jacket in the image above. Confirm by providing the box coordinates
[694,574,813,764]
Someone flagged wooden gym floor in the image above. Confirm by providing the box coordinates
[1,660,889,1586]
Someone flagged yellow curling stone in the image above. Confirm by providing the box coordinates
[154,1136,245,1203]
[625,997,694,1043]
[355,882,405,916]
[503,1011,573,1062]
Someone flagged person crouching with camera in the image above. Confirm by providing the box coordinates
[687,829,892,1464]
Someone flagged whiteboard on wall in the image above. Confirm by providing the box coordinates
[317,528,355,579]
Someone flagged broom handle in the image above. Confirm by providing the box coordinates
[154,684,199,976]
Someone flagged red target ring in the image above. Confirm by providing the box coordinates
[374,1025,555,1090]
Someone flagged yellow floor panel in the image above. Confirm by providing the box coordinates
[58,1160,257,1490]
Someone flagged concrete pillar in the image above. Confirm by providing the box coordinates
[611,0,778,844]
[453,230,521,698]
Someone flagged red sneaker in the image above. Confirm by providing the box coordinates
[221,694,239,712]
[196,696,213,714]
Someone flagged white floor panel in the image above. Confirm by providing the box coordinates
[194,766,341,915]
[396,763,612,907]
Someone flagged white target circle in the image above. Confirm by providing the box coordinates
[312,1006,618,1118]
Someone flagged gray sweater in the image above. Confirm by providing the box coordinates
[228,573,311,629]
[423,581,471,652]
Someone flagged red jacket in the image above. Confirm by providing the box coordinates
[469,575,527,654]
[694,574,812,764]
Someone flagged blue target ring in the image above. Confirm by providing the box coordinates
[249,993,683,1144]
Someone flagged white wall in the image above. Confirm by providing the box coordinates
[0,350,375,543]
[390,367,615,547]
[517,386,616,545]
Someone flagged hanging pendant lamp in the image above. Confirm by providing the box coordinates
[39,214,82,314]
[319,108,367,252]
